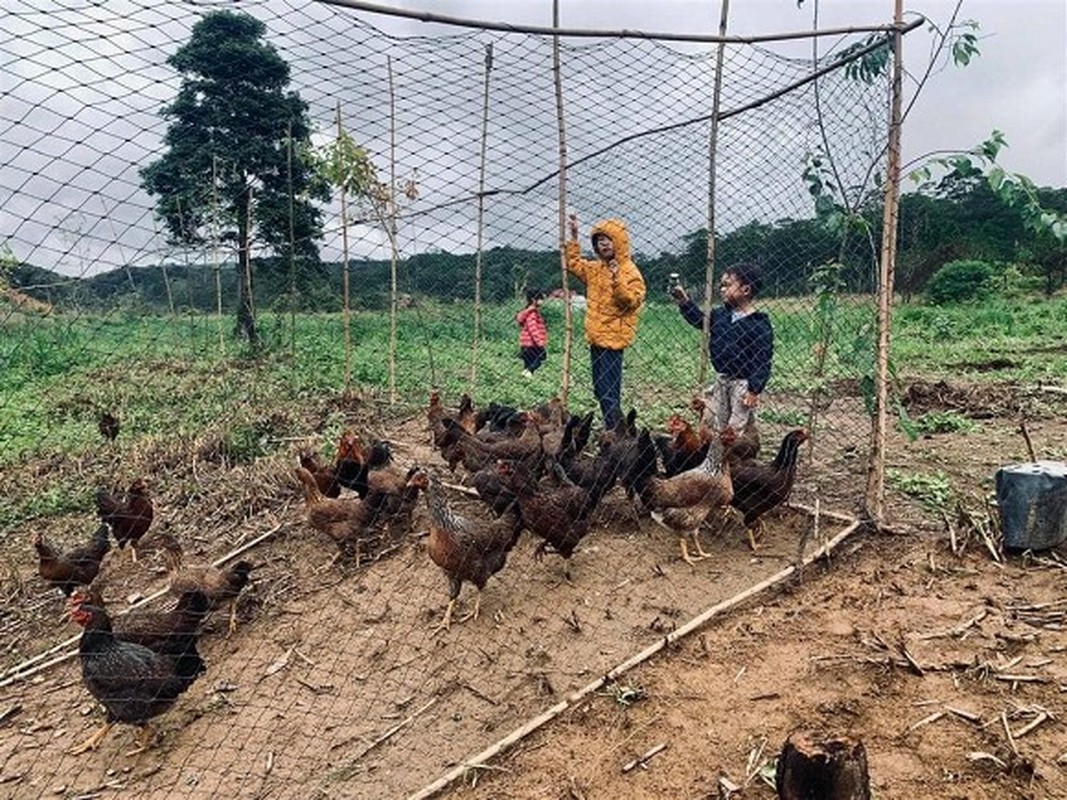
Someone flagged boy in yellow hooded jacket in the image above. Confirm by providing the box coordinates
[565,214,647,429]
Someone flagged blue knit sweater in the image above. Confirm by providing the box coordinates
[678,300,774,394]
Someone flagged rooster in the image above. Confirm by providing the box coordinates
[633,428,735,565]
[654,414,712,477]
[424,474,522,631]
[95,478,154,562]
[730,429,808,550]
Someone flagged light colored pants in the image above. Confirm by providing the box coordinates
[702,375,754,432]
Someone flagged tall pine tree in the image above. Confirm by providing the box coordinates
[141,10,328,344]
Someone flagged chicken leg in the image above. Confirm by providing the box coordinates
[745,520,765,551]
[679,530,712,565]
[125,724,156,756]
[433,598,457,633]
[69,722,113,755]
[457,593,482,624]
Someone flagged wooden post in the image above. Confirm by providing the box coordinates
[387,55,398,405]
[699,0,730,388]
[864,0,904,521]
[776,730,871,800]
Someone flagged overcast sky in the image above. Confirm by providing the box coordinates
[369,0,1067,187]
[2,0,1063,278]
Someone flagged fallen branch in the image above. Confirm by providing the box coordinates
[1012,711,1050,739]
[340,696,439,766]
[622,742,668,773]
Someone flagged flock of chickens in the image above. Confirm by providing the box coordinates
[30,474,253,755]
[294,391,807,631]
[28,392,805,756]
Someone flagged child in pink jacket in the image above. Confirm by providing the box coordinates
[516,288,548,378]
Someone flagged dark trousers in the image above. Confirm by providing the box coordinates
[590,345,623,430]
[520,346,546,372]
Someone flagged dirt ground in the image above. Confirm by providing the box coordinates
[0,380,1065,799]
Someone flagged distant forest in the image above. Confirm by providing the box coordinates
[8,179,1066,314]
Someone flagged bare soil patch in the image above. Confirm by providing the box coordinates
[1,380,1065,799]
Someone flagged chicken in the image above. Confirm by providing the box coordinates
[32,524,111,598]
[470,462,520,517]
[333,429,367,491]
[428,391,477,448]
[439,412,543,475]
[724,417,761,466]
[73,587,209,657]
[95,478,154,562]
[365,465,429,529]
[424,474,522,631]
[654,414,712,477]
[68,601,204,755]
[294,465,376,562]
[730,429,808,550]
[156,533,254,636]
[338,439,395,497]
[473,400,519,434]
[633,428,735,565]
[98,410,120,443]
[298,449,341,498]
[495,458,613,566]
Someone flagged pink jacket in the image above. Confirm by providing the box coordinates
[516,306,548,348]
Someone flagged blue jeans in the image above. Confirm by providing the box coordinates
[590,345,623,430]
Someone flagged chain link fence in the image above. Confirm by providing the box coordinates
[1,2,912,797]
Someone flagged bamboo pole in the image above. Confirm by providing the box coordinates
[337,102,354,394]
[553,0,573,406]
[318,0,907,44]
[471,43,494,391]
[699,0,731,389]
[865,0,905,522]
[387,55,399,405]
[286,120,297,361]
[0,520,286,690]
[407,513,863,800]
[212,155,224,353]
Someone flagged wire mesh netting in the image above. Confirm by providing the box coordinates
[2,1,906,797]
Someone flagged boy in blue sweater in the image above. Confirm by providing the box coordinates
[670,263,774,433]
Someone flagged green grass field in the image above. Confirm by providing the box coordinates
[1,292,1065,527]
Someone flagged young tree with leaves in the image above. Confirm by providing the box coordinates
[141,10,329,345]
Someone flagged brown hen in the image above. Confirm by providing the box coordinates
[33,524,111,598]
[294,465,375,563]
[424,474,522,631]
[730,429,807,549]
[634,428,735,565]
[156,533,253,636]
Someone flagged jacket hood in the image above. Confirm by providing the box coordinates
[590,218,632,262]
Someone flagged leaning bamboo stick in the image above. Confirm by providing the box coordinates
[0,520,286,689]
[470,43,493,392]
[407,514,861,800]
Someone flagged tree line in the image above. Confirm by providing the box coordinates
[5,9,1065,323]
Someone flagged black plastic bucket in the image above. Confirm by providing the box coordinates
[995,460,1067,551]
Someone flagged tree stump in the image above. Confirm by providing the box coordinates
[775,730,871,800]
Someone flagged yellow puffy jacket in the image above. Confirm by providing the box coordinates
[564,218,647,350]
